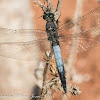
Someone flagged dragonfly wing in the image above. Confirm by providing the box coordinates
[58,6,100,58]
[58,6,100,36]
[0,28,51,61]
[0,28,47,42]
[59,27,100,58]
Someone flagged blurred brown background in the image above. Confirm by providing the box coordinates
[0,0,100,100]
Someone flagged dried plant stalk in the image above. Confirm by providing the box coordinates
[67,0,84,81]
[40,51,54,99]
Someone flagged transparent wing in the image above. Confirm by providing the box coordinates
[58,6,100,34]
[56,6,100,58]
[0,28,47,42]
[0,6,100,61]
[59,27,100,58]
[0,28,51,61]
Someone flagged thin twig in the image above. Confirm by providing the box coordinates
[40,51,54,100]
[34,0,44,9]
[55,0,63,21]
[66,0,83,80]
[67,0,84,89]
[46,0,55,12]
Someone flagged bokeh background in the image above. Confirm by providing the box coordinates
[0,0,100,100]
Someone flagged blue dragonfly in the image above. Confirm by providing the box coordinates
[0,6,100,93]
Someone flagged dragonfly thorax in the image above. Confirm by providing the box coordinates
[46,21,59,46]
[43,10,59,45]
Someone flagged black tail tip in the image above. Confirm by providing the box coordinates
[59,72,67,93]
[64,88,66,93]
[62,82,66,93]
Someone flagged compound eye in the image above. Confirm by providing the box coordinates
[43,14,47,20]
[49,13,54,18]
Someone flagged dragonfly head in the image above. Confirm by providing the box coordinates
[43,11,54,21]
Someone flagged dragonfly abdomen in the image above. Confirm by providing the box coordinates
[46,21,58,41]
[53,45,64,72]
[53,45,66,93]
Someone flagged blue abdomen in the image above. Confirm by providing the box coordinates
[53,45,64,72]
[53,45,66,93]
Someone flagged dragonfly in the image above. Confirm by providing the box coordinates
[0,6,100,93]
